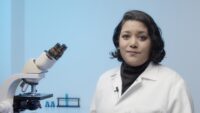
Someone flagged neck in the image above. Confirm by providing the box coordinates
[122,60,150,74]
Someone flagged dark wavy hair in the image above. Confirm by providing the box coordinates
[111,10,165,64]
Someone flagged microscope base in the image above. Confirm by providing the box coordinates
[13,93,53,113]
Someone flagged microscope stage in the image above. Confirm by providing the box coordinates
[14,93,53,100]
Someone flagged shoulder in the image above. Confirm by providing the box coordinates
[150,63,185,83]
[146,63,191,96]
[94,66,120,88]
[98,67,120,82]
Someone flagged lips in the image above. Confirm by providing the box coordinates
[126,51,141,55]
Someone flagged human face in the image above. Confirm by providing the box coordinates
[119,20,151,66]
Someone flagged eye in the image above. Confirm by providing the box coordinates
[138,35,148,41]
[121,34,130,40]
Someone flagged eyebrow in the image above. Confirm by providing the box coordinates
[121,31,131,34]
[137,31,148,35]
[121,30,148,35]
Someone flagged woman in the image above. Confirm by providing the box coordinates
[90,10,194,113]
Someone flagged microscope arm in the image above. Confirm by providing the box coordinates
[0,73,43,113]
[0,43,67,113]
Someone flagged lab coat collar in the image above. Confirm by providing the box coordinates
[139,62,158,81]
[110,62,158,81]
[110,62,159,104]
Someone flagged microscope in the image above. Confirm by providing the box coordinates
[0,43,67,113]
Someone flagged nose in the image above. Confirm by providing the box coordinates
[129,37,138,48]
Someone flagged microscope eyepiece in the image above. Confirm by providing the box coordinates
[47,43,67,60]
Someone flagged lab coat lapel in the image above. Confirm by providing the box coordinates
[114,62,157,104]
[110,68,143,105]
[110,69,122,101]
[117,76,143,104]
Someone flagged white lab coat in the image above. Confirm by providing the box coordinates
[90,63,194,113]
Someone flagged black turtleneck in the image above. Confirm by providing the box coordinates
[121,61,150,94]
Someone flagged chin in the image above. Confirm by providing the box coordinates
[126,61,141,66]
[125,59,146,67]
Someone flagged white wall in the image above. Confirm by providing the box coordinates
[11,0,25,74]
[1,0,200,113]
[0,0,12,83]
[0,0,25,83]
